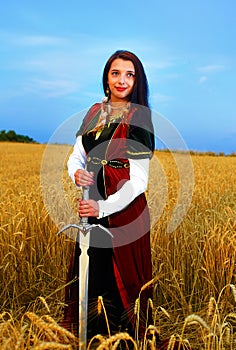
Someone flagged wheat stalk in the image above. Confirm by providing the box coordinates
[87,334,105,349]
[96,332,137,350]
[2,144,236,349]
[33,342,72,350]
[96,296,111,337]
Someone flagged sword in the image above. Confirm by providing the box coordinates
[58,185,113,350]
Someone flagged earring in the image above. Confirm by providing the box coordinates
[103,86,109,103]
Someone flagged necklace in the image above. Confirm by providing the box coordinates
[108,106,128,124]
[92,101,130,140]
[110,102,129,110]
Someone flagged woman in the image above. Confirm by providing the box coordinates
[63,50,155,340]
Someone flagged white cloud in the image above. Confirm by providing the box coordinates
[18,35,66,46]
[197,64,225,84]
[150,92,173,106]
[0,30,67,47]
[199,76,208,84]
[197,64,225,73]
[145,60,175,70]
[24,78,79,98]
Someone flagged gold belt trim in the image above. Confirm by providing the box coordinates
[87,157,129,168]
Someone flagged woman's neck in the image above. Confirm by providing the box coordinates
[109,101,129,113]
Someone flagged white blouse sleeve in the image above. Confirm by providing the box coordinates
[97,158,149,218]
[67,137,149,216]
[67,136,86,184]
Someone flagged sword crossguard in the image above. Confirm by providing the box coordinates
[57,222,113,238]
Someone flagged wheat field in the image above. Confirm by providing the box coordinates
[0,142,236,349]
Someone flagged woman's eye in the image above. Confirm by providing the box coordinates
[111,71,118,76]
[127,73,135,78]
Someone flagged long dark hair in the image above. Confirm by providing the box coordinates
[102,50,149,107]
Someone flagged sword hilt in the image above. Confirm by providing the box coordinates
[57,176,113,238]
[80,185,89,227]
[82,185,90,200]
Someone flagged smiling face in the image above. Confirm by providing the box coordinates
[107,58,136,103]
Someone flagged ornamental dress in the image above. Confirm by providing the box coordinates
[63,103,155,339]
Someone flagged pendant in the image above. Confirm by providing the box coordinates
[95,130,102,140]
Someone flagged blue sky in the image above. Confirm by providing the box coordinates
[0,0,235,153]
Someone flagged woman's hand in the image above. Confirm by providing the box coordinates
[78,199,99,217]
[74,169,94,186]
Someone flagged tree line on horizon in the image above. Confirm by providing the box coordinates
[0,130,36,143]
[0,129,234,157]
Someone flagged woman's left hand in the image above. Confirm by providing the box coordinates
[78,199,99,217]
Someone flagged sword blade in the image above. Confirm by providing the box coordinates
[57,182,113,347]
[78,230,90,350]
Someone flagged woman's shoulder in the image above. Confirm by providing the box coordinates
[87,103,101,115]
[76,103,101,136]
[129,104,153,129]
[83,103,101,125]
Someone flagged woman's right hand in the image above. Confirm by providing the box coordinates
[74,169,94,187]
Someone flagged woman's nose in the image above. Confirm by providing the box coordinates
[118,74,126,85]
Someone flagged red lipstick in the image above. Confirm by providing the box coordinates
[116,87,126,92]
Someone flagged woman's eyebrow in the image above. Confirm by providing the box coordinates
[111,69,135,73]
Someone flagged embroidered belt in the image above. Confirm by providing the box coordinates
[87,156,129,169]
